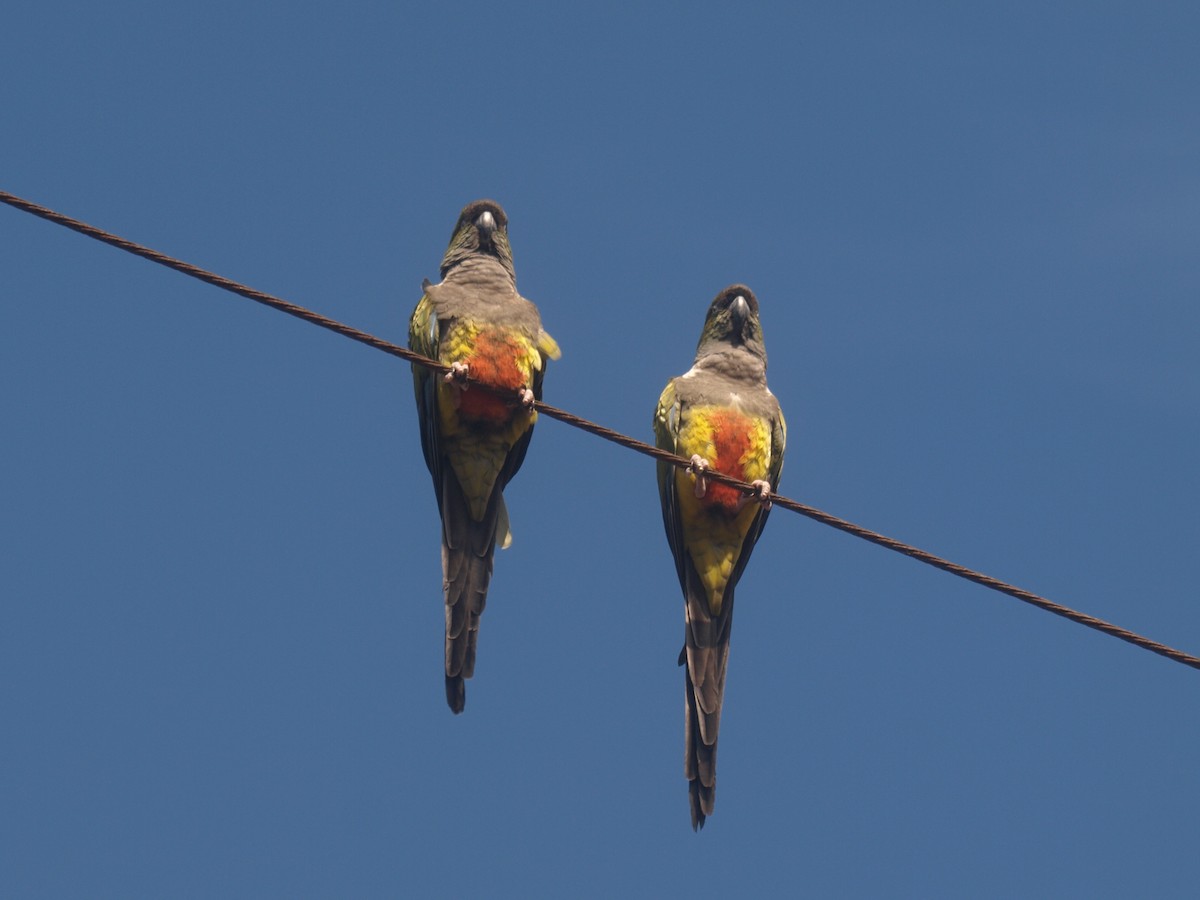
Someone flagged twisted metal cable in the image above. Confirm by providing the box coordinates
[4,188,1197,672]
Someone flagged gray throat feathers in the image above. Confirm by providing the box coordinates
[694,346,767,383]
[445,254,516,293]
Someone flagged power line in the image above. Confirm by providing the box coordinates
[4,188,1198,673]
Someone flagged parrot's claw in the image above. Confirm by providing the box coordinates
[688,455,711,498]
[748,479,773,510]
[516,387,536,409]
[444,361,470,388]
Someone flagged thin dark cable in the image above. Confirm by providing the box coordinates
[4,188,1197,672]
[0,190,440,370]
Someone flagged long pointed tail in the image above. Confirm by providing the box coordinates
[440,476,500,714]
[681,579,734,830]
[682,649,718,830]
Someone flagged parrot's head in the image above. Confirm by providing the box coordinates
[696,284,766,364]
[440,199,514,279]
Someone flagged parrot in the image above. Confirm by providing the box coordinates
[653,284,786,830]
[409,199,560,714]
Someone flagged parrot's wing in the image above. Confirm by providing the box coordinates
[653,378,688,592]
[409,288,444,507]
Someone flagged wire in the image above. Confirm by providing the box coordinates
[4,188,1198,673]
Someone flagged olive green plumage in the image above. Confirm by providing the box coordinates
[654,285,786,829]
[409,200,559,713]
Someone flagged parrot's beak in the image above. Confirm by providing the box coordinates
[730,294,750,335]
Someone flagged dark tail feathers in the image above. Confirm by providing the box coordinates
[440,475,500,714]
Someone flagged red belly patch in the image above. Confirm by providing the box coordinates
[705,409,753,512]
[457,332,528,425]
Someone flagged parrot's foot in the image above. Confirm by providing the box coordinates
[744,479,773,511]
[444,361,470,388]
[516,387,536,409]
[687,455,711,498]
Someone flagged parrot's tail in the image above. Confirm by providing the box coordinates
[440,474,501,714]
[681,575,735,831]
[682,650,719,830]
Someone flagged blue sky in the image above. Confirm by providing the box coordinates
[3,2,1199,896]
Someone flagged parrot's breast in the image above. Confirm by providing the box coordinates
[703,409,759,512]
[672,404,773,615]
[678,407,772,514]
[456,331,531,425]
[440,323,540,429]
[435,322,542,521]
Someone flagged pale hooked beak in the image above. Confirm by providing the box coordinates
[731,294,750,333]
[476,210,496,235]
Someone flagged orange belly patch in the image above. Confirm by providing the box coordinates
[703,409,754,512]
[457,332,529,425]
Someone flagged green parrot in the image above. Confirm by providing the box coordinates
[409,200,560,713]
[653,285,786,830]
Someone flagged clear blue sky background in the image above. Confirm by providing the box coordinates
[3,3,1199,897]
